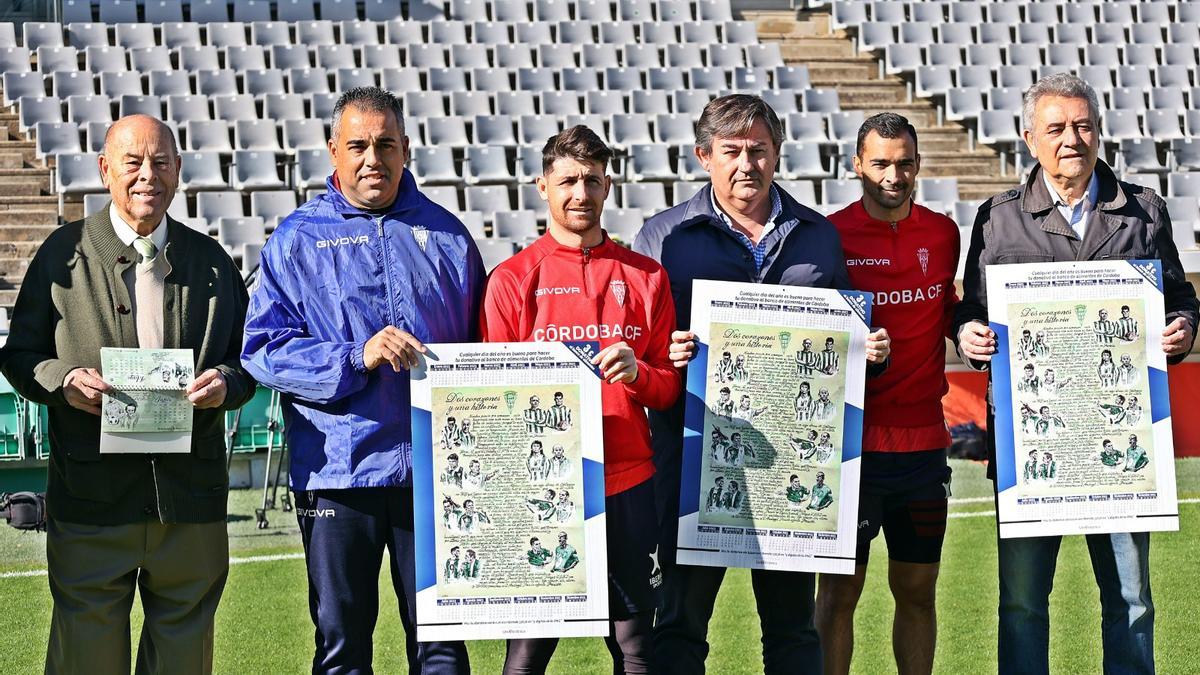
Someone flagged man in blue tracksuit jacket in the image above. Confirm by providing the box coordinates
[242,88,483,674]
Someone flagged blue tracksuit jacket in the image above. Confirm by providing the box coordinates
[242,171,485,490]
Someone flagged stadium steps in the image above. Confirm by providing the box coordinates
[0,172,49,196]
[0,241,44,259]
[0,205,57,313]
[958,178,1027,202]
[752,8,1015,193]
[0,258,29,277]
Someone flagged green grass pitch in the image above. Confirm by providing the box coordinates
[1,459,1197,673]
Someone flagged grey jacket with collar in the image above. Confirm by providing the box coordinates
[955,159,1198,363]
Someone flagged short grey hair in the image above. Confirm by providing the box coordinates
[694,94,785,154]
[1021,73,1101,132]
[331,86,405,139]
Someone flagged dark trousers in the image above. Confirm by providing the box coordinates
[45,518,228,675]
[295,487,469,675]
[654,562,820,675]
[650,404,822,675]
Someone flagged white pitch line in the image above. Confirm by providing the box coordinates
[0,552,306,580]
[0,569,45,579]
[947,498,1200,520]
[4,502,1199,580]
[949,497,993,505]
[950,510,995,520]
[229,552,306,566]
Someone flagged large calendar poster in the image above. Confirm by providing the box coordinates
[678,281,871,575]
[987,260,1179,538]
[410,342,607,641]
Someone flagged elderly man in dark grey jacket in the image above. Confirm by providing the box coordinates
[955,73,1197,675]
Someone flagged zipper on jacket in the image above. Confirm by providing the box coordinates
[890,221,899,267]
[376,215,400,326]
[150,457,165,524]
[581,246,592,295]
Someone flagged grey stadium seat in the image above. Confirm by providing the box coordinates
[36,122,83,161]
[0,46,32,73]
[633,90,671,115]
[19,96,63,134]
[56,152,106,208]
[283,119,328,152]
[179,150,229,191]
[231,150,285,190]
[51,71,93,98]
[779,143,831,179]
[196,190,246,222]
[85,120,112,152]
[234,119,282,151]
[626,144,675,181]
[2,72,45,107]
[821,178,863,206]
[411,146,461,185]
[621,182,668,216]
[464,185,512,222]
[184,120,233,152]
[37,46,80,75]
[493,210,540,239]
[474,115,517,146]
[68,23,111,49]
[129,46,172,72]
[244,69,288,97]
[251,190,299,229]
[214,94,260,122]
[190,0,231,22]
[463,145,514,184]
[66,94,112,124]
[295,148,330,189]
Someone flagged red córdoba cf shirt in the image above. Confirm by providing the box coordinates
[480,232,681,494]
[830,200,960,452]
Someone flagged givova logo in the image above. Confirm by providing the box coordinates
[316,235,370,249]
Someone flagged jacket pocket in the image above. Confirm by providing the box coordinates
[191,432,227,460]
[189,455,229,496]
[994,252,1054,264]
[54,454,114,503]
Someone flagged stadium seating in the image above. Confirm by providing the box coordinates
[5,0,1199,286]
[1,0,816,253]
[833,0,1200,219]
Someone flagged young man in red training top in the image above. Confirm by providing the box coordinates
[480,125,681,674]
[817,113,960,675]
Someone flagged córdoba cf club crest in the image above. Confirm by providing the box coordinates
[917,247,929,276]
[610,280,626,307]
[411,225,429,251]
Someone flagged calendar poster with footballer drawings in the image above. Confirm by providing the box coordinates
[678,280,871,575]
[410,342,607,641]
[988,260,1179,538]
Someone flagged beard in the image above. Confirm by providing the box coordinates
[863,179,911,210]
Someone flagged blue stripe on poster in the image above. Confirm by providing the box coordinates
[1126,259,1164,292]
[679,341,709,518]
[991,323,1017,491]
[583,458,606,519]
[841,404,863,462]
[1149,367,1171,424]
[412,406,436,592]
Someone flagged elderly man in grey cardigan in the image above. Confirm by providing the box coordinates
[0,114,253,674]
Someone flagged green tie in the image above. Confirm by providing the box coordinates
[133,236,157,263]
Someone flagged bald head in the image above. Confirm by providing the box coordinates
[98,114,181,235]
[103,114,178,160]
